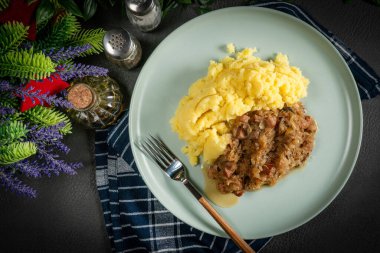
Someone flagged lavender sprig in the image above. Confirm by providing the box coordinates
[0,106,16,116]
[12,160,42,178]
[15,86,73,109]
[26,123,81,177]
[29,123,64,141]
[50,139,70,154]
[44,44,92,63]
[28,123,71,155]
[37,150,81,176]
[44,95,73,108]
[0,80,13,92]
[57,63,108,81]
[0,170,37,198]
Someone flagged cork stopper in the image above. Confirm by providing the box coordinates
[67,83,94,110]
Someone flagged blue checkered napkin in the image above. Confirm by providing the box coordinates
[95,113,271,253]
[95,2,380,253]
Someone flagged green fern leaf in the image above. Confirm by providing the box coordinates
[34,13,80,50]
[3,113,23,122]
[23,106,72,134]
[0,121,28,146]
[49,0,61,9]
[0,142,37,165]
[0,94,18,109]
[0,49,56,80]
[0,0,9,11]
[65,28,105,55]
[0,22,28,54]
[36,18,49,34]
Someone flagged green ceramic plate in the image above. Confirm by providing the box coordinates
[129,7,362,239]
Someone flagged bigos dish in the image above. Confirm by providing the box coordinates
[207,102,317,197]
[170,46,317,203]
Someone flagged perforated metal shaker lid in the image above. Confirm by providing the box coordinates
[125,0,154,16]
[103,29,133,60]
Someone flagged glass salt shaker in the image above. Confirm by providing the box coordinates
[125,0,162,32]
[103,28,142,70]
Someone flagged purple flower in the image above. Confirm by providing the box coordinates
[0,80,13,92]
[11,122,82,179]
[28,123,71,155]
[14,86,73,109]
[60,89,68,97]
[0,170,37,198]
[37,150,81,176]
[0,106,16,116]
[12,160,41,178]
[29,123,64,141]
[57,63,108,81]
[45,95,73,108]
[44,44,92,63]
[51,140,70,154]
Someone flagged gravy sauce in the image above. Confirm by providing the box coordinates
[202,168,238,208]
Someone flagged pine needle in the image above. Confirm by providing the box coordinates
[0,95,18,109]
[0,0,9,11]
[34,14,80,50]
[65,28,105,56]
[0,121,28,146]
[0,142,37,165]
[23,106,72,135]
[0,22,29,54]
[0,49,57,80]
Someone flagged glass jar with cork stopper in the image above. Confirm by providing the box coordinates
[66,76,127,129]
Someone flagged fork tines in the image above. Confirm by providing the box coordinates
[139,135,176,169]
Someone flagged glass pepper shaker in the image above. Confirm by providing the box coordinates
[125,0,162,32]
[103,28,142,70]
[66,76,127,129]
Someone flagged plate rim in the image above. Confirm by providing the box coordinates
[129,6,363,239]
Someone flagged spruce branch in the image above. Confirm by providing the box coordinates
[0,142,37,165]
[0,0,9,11]
[0,121,28,146]
[0,49,56,80]
[0,8,94,198]
[65,28,105,55]
[36,18,49,34]
[23,106,72,134]
[0,93,18,109]
[0,22,29,54]
[34,13,80,50]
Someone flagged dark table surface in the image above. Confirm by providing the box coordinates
[1,1,380,252]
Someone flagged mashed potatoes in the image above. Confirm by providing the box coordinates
[226,43,235,54]
[170,47,309,166]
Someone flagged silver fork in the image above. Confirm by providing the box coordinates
[138,135,255,253]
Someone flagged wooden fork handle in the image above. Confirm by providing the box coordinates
[183,180,255,253]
